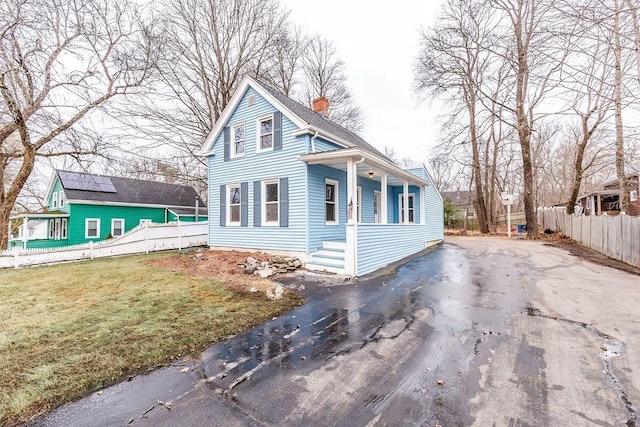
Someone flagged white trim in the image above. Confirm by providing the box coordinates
[85,218,100,239]
[256,114,275,153]
[49,219,55,239]
[325,179,339,225]
[399,193,416,224]
[139,219,152,226]
[59,191,65,208]
[61,218,68,239]
[299,148,429,187]
[52,192,58,209]
[44,172,59,204]
[200,76,307,154]
[10,213,70,220]
[226,183,241,226]
[111,218,125,237]
[374,190,381,224]
[54,218,61,239]
[262,179,279,225]
[231,122,246,158]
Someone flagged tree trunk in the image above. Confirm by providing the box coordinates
[614,0,628,213]
[0,151,36,250]
[468,95,490,234]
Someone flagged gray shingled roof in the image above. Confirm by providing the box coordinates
[58,170,205,208]
[257,81,389,159]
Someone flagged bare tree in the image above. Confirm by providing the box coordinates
[256,25,306,96]
[414,0,496,233]
[0,0,155,249]
[300,35,365,132]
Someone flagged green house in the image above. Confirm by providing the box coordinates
[9,170,206,249]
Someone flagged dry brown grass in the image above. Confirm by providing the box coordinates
[0,251,303,425]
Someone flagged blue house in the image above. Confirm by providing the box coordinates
[201,76,443,276]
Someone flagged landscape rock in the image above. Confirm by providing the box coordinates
[239,254,304,276]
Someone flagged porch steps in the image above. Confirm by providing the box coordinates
[306,241,346,275]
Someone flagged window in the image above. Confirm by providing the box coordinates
[52,192,58,209]
[54,218,61,239]
[263,180,279,224]
[61,218,68,239]
[49,219,55,239]
[112,219,124,237]
[374,191,381,223]
[232,124,245,157]
[85,218,100,238]
[59,191,65,208]
[399,194,415,224]
[257,115,273,151]
[631,190,638,202]
[325,179,338,224]
[227,184,241,225]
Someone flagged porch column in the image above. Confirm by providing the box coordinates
[345,158,358,276]
[597,194,602,215]
[23,217,28,249]
[420,185,426,225]
[403,179,409,224]
[381,172,388,224]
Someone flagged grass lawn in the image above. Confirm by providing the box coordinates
[0,251,304,425]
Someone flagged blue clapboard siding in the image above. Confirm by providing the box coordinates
[390,185,422,223]
[406,166,444,241]
[357,176,380,223]
[307,164,347,251]
[312,136,342,152]
[207,87,307,252]
[356,224,429,276]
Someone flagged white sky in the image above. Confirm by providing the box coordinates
[280,0,444,163]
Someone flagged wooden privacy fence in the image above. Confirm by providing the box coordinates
[538,208,640,268]
[0,221,208,269]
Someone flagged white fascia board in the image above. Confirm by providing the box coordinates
[299,148,429,187]
[293,126,356,150]
[199,76,308,155]
[68,200,202,210]
[43,171,60,206]
[10,213,70,220]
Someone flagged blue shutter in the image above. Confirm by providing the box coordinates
[223,127,230,161]
[280,177,288,227]
[254,180,261,227]
[273,111,282,151]
[219,185,226,226]
[241,182,248,227]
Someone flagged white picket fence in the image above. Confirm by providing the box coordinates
[0,221,208,269]
[538,207,640,268]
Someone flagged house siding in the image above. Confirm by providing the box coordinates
[207,87,308,252]
[66,204,166,245]
[48,178,69,213]
[307,165,348,251]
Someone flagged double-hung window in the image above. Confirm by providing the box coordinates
[325,179,338,224]
[59,191,65,208]
[400,194,415,224]
[52,193,58,209]
[112,219,124,237]
[257,115,273,151]
[61,218,68,239]
[227,184,241,225]
[232,124,245,157]
[86,218,100,238]
[263,180,279,225]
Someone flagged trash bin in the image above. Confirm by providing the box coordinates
[517,224,527,239]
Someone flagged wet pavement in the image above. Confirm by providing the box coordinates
[29,238,640,426]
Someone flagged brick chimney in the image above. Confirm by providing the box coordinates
[312,96,329,117]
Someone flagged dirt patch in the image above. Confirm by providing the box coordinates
[147,249,292,295]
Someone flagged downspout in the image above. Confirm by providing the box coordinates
[347,156,366,276]
[310,131,319,153]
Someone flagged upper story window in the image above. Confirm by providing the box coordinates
[325,179,338,225]
[227,184,241,225]
[232,124,245,157]
[263,180,279,225]
[59,191,65,208]
[257,115,273,152]
[52,192,58,209]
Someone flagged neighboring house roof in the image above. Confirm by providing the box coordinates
[441,190,475,208]
[201,75,389,160]
[603,171,640,188]
[54,170,205,208]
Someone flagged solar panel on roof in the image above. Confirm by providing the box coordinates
[58,171,117,193]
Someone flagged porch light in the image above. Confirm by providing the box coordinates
[368,170,374,180]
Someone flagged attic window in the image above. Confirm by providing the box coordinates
[247,95,256,106]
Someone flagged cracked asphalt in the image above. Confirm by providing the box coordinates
[28,237,640,426]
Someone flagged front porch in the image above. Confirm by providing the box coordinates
[300,148,441,276]
[8,213,70,249]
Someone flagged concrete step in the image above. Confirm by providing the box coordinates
[321,241,346,251]
[313,249,345,260]
[305,261,346,275]
[307,256,344,268]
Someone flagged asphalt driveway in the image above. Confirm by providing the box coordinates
[30,237,640,426]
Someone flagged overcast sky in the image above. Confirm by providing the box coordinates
[280,0,444,163]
